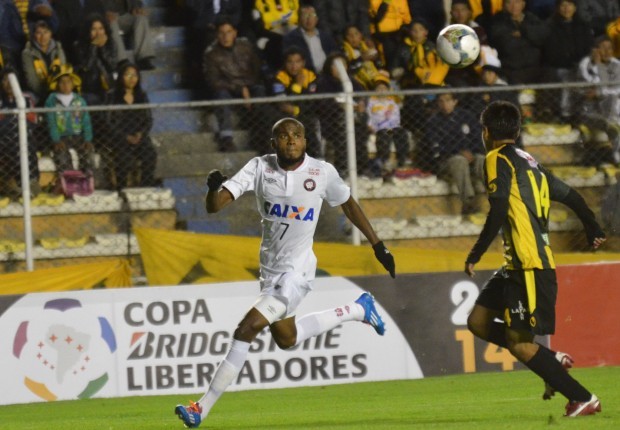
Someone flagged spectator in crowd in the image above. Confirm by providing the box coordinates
[21,20,66,105]
[393,18,449,136]
[575,0,620,37]
[342,24,385,90]
[606,16,620,58]
[313,0,372,44]
[393,18,449,89]
[470,0,503,31]
[271,46,320,157]
[423,92,485,215]
[489,0,549,84]
[202,16,267,153]
[182,0,243,89]
[252,0,299,72]
[102,0,156,70]
[106,62,157,190]
[526,0,557,19]
[446,0,492,87]
[541,0,594,122]
[469,60,520,111]
[407,0,447,41]
[44,64,94,179]
[52,0,106,64]
[369,0,411,70]
[0,67,40,199]
[576,35,620,165]
[282,4,337,74]
[0,0,58,74]
[73,14,119,106]
[367,73,410,180]
[316,52,371,177]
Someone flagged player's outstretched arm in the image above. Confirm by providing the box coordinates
[205,169,234,213]
[557,187,607,250]
[341,196,396,278]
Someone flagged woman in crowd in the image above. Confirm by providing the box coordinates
[73,14,119,106]
[105,62,157,190]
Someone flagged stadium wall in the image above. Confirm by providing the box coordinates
[0,263,617,405]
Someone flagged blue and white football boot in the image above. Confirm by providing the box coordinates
[355,292,386,335]
[175,401,202,428]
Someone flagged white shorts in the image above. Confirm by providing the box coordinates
[253,272,312,324]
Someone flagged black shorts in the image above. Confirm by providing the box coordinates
[476,267,558,335]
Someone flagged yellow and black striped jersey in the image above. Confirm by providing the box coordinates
[485,144,571,270]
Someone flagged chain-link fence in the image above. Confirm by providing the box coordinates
[1,78,619,275]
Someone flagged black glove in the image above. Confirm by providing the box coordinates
[584,222,606,247]
[207,169,227,191]
[373,241,395,278]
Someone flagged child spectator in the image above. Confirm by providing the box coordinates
[105,62,157,190]
[467,60,520,115]
[393,18,449,89]
[272,46,320,157]
[21,20,66,105]
[45,64,94,180]
[316,52,371,177]
[0,67,40,199]
[367,74,410,179]
[394,18,448,137]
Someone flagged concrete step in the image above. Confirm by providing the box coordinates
[142,69,187,92]
[526,143,580,166]
[152,47,185,69]
[152,26,186,49]
[153,130,251,154]
[156,150,256,178]
[163,176,207,199]
[151,108,204,133]
[148,88,193,103]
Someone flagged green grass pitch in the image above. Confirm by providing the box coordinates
[0,367,617,429]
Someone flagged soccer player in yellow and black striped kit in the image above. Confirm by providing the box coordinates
[465,101,606,417]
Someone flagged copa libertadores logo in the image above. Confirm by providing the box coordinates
[12,298,117,401]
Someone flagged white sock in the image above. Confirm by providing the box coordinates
[198,339,250,419]
[295,301,365,346]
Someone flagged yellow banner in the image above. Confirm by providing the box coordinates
[0,259,131,295]
[136,228,620,286]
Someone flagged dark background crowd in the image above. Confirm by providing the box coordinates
[0,0,619,213]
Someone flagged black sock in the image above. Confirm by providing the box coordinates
[487,320,509,348]
[525,346,591,402]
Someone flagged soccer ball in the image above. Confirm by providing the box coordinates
[436,24,480,68]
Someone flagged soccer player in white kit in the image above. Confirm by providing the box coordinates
[175,118,396,428]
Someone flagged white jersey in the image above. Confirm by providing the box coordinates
[223,154,350,285]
